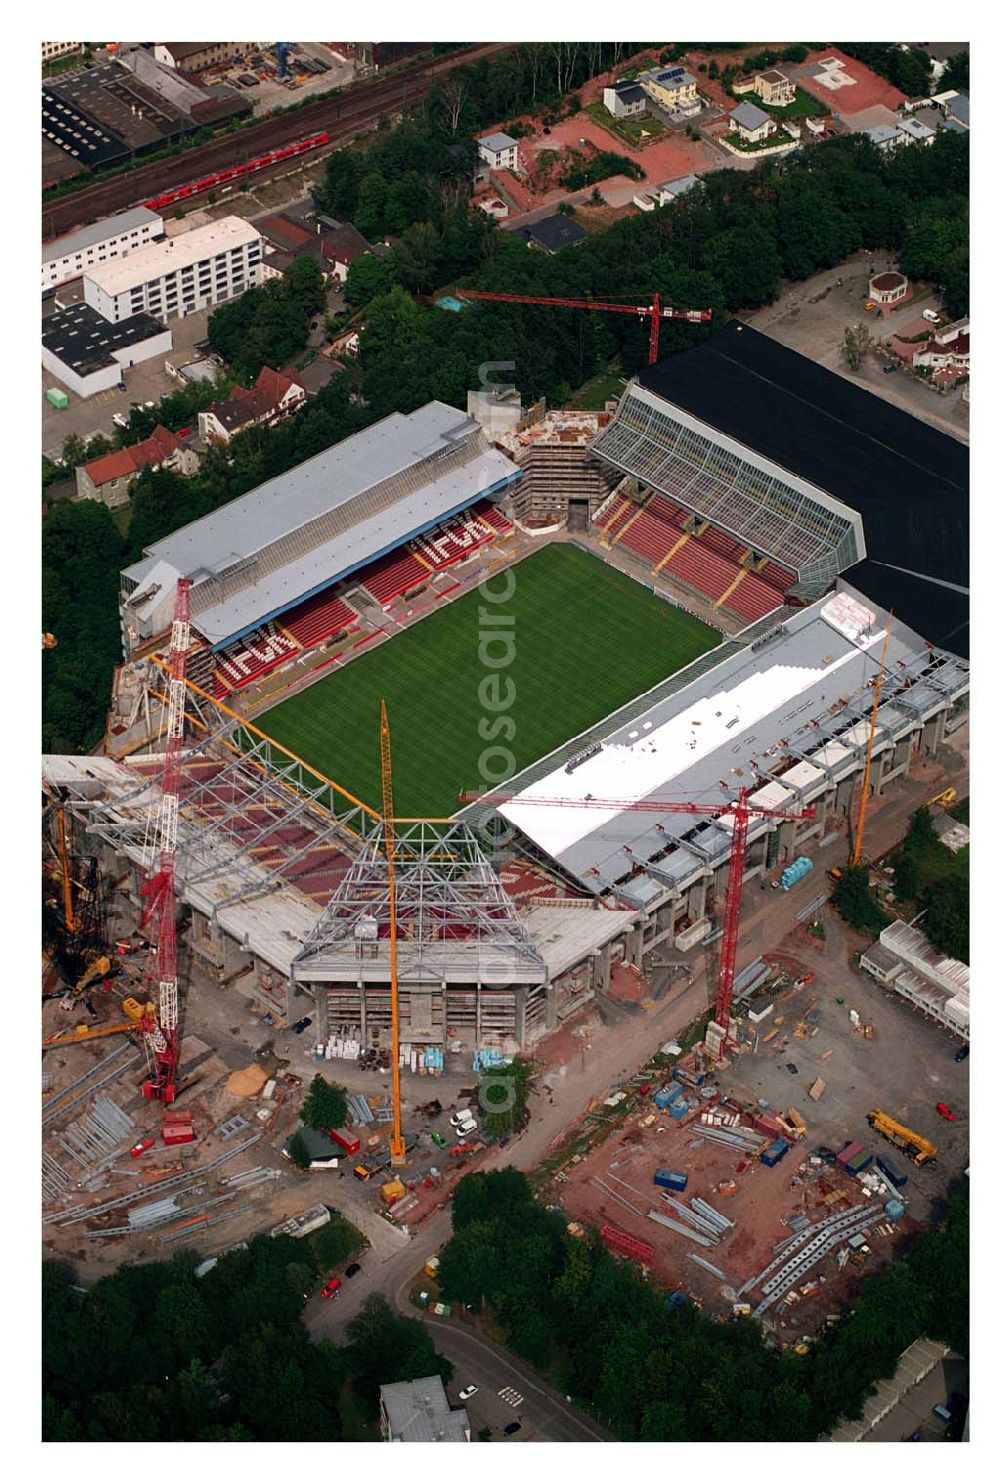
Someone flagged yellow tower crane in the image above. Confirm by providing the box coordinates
[851,617,893,869]
[379,700,406,1168]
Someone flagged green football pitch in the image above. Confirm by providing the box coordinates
[256,544,721,816]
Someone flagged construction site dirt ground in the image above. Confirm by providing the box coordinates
[550,908,969,1340]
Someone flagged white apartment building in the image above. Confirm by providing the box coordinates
[42,207,165,293]
[42,42,83,64]
[478,131,519,172]
[83,217,263,324]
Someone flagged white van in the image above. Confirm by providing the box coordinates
[922,309,941,325]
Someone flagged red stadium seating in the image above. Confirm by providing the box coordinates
[617,503,681,565]
[724,572,784,622]
[214,622,301,692]
[280,588,357,649]
[412,504,508,570]
[361,548,431,606]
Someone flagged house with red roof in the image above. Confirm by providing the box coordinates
[197,365,307,444]
[75,424,199,510]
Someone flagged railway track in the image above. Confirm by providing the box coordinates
[42,43,508,241]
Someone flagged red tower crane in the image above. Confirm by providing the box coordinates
[138,578,192,1103]
[457,290,712,364]
[459,788,814,1049]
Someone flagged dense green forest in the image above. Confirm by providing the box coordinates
[43,88,967,752]
[437,1168,968,1440]
[42,1224,451,1441]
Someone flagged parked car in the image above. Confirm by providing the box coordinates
[786,1063,799,1075]
[504,1421,522,1436]
[458,1385,478,1401]
[177,426,192,438]
[455,1119,478,1139]
[320,1275,341,1299]
[450,1109,475,1128]
[291,1016,313,1034]
[345,1262,362,1278]
[882,363,898,373]
[430,1131,448,1148]
[954,1044,969,1062]
[112,412,129,429]
[935,1101,955,1121]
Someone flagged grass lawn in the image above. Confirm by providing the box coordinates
[567,367,626,410]
[742,88,826,119]
[584,101,664,147]
[257,544,721,816]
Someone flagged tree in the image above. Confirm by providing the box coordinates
[299,1074,348,1132]
[831,866,888,935]
[345,249,399,306]
[284,255,326,319]
[354,172,390,241]
[923,874,968,962]
[287,1131,312,1170]
[842,321,873,371]
[345,1295,452,1411]
[941,51,969,93]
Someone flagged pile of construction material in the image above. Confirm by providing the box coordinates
[401,1046,445,1075]
[648,1193,735,1250]
[739,1202,888,1319]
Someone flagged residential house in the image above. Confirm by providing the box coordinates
[863,123,908,153]
[197,366,306,444]
[756,70,795,106]
[898,116,935,145]
[730,101,777,144]
[658,174,701,202]
[945,90,970,128]
[639,66,700,116]
[914,321,970,377]
[478,131,519,172]
[477,197,509,220]
[75,424,198,510]
[256,211,376,284]
[512,214,590,254]
[782,120,802,140]
[602,81,648,119]
[380,1377,470,1443]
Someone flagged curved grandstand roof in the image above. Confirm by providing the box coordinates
[121,402,520,648]
[623,323,969,655]
[590,377,864,587]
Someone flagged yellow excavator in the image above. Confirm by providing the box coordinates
[43,998,155,1050]
[867,1109,937,1165]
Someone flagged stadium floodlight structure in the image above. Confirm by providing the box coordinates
[458,290,711,364]
[460,788,814,1051]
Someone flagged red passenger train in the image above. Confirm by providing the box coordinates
[138,131,331,212]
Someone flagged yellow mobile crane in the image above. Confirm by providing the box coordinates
[867,1109,937,1165]
[380,700,406,1168]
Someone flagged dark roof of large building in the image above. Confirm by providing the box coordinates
[42,302,167,376]
[637,323,969,655]
[513,214,590,253]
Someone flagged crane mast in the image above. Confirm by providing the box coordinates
[461,787,814,1053]
[379,700,406,1166]
[139,578,192,1103]
[850,619,893,868]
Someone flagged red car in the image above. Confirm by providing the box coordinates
[320,1276,341,1299]
[935,1102,955,1121]
[130,1135,155,1158]
[177,426,192,438]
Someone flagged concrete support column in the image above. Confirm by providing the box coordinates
[594,942,612,994]
[315,985,329,1044]
[441,982,448,1046]
[688,877,707,922]
[358,973,367,1046]
[514,987,527,1048]
[545,980,557,1032]
[625,925,643,968]
[476,982,482,1045]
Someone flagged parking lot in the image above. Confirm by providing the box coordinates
[42,306,214,460]
[743,253,968,442]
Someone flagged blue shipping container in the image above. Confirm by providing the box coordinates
[654,1168,689,1191]
[653,1090,671,1110]
[668,1101,688,1118]
[665,1290,688,1310]
[886,1199,905,1221]
[761,1136,791,1167]
[875,1154,908,1188]
[780,857,814,891]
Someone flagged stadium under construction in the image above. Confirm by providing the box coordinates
[43,325,969,1055]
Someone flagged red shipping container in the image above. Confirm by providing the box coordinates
[328,1127,361,1156]
[162,1123,196,1146]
